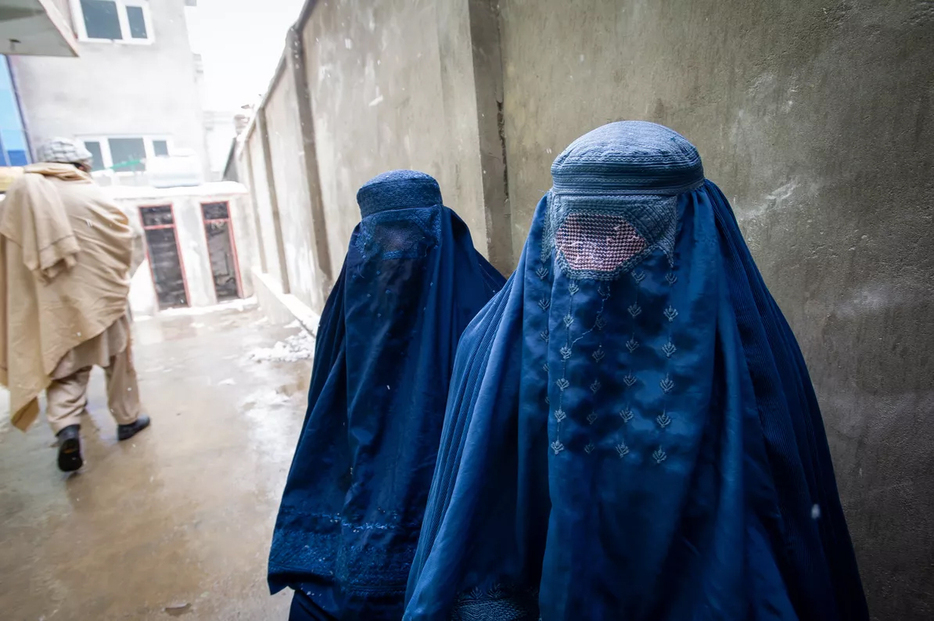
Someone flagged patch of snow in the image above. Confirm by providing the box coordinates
[284,320,301,329]
[218,378,236,386]
[248,331,315,363]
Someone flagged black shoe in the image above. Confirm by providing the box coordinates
[57,425,83,472]
[117,415,151,441]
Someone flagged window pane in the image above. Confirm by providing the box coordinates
[81,0,122,40]
[6,150,26,165]
[108,137,146,172]
[126,6,148,39]
[84,141,105,171]
[152,139,169,157]
[140,205,175,227]
[0,58,29,166]
[1,130,28,165]
[202,202,229,220]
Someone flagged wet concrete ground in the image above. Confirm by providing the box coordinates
[0,305,313,620]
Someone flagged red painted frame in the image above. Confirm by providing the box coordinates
[199,200,244,300]
[139,203,191,309]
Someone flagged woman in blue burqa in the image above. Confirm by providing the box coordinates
[268,170,505,620]
[405,122,868,621]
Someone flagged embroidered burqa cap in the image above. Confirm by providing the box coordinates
[405,122,868,621]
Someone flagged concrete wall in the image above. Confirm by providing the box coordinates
[246,127,285,291]
[48,0,73,28]
[264,66,324,311]
[203,110,238,181]
[238,0,512,313]
[235,1,934,618]
[496,2,933,618]
[111,184,255,316]
[301,0,501,274]
[236,141,265,274]
[10,0,207,174]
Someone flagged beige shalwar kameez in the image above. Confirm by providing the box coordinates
[0,163,143,432]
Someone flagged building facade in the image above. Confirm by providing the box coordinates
[8,0,208,184]
[109,182,255,316]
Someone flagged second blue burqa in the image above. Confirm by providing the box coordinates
[405,123,867,620]
[268,170,504,619]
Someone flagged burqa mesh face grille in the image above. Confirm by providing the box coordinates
[554,212,648,275]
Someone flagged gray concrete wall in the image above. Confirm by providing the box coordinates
[264,66,325,312]
[203,110,238,181]
[496,1,934,618]
[247,128,285,291]
[226,193,256,299]
[300,0,493,273]
[236,142,265,274]
[48,0,73,29]
[10,0,207,173]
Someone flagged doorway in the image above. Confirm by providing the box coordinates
[201,201,242,302]
[140,204,189,309]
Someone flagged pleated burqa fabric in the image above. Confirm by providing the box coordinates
[405,123,868,621]
[269,170,504,620]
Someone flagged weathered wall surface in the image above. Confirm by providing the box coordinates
[264,67,324,311]
[301,0,491,273]
[247,128,285,292]
[227,194,257,300]
[10,0,207,170]
[236,144,265,274]
[203,110,239,181]
[497,1,934,618]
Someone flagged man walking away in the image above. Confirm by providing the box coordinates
[0,138,150,472]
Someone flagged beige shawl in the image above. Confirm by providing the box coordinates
[0,164,135,430]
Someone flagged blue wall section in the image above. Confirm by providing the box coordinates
[0,56,30,166]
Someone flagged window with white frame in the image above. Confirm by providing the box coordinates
[72,0,154,43]
[80,136,172,172]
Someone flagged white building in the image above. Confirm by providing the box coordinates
[8,0,211,184]
[108,183,255,315]
[2,0,254,313]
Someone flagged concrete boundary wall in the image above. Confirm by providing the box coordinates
[232,2,933,618]
[245,124,285,292]
[264,56,324,311]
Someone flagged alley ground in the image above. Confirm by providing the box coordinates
[0,303,314,620]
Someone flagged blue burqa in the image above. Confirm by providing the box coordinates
[268,170,504,619]
[405,123,868,621]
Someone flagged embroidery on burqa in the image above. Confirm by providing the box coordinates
[452,585,542,621]
[545,192,679,464]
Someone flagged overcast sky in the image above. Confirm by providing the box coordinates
[186,0,307,111]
